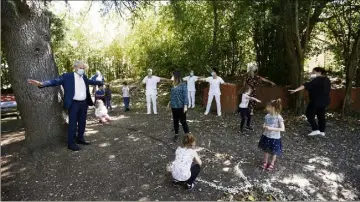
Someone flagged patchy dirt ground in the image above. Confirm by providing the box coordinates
[1,84,360,201]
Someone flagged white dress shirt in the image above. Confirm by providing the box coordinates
[73,72,87,101]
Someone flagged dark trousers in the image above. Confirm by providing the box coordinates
[68,101,88,146]
[106,98,112,109]
[306,104,326,132]
[171,108,190,134]
[123,97,130,109]
[186,164,201,184]
[239,108,251,129]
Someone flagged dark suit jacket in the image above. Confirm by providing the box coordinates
[41,72,103,110]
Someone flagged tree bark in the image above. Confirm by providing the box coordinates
[342,28,360,114]
[1,1,66,151]
[211,0,219,70]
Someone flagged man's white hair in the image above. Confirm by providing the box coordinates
[247,62,258,73]
[73,60,85,68]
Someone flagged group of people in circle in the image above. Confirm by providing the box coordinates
[27,61,331,191]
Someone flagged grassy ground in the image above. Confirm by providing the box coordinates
[1,83,360,201]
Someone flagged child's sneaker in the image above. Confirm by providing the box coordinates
[186,183,194,190]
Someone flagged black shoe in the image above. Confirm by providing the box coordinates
[68,144,81,151]
[173,135,179,142]
[77,140,91,145]
[245,126,254,131]
[186,183,194,190]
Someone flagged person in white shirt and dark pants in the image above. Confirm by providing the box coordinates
[183,70,199,109]
[200,68,225,116]
[239,86,261,132]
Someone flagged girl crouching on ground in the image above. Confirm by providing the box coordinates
[258,99,285,171]
[95,100,111,123]
[171,134,202,190]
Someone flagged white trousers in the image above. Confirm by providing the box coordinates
[188,91,196,108]
[205,93,221,115]
[146,93,157,114]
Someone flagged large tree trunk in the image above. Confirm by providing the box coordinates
[1,1,66,151]
[342,28,360,114]
[211,0,219,71]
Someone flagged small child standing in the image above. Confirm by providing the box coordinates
[122,82,130,111]
[171,134,202,190]
[105,84,112,110]
[95,100,111,123]
[258,99,285,171]
[95,85,106,104]
[239,86,261,132]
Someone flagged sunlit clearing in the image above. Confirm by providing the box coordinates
[308,156,332,167]
[1,132,25,146]
[281,174,311,188]
[223,167,230,172]
[187,119,201,123]
[234,163,247,180]
[315,169,344,183]
[99,142,110,147]
[303,164,316,172]
[111,115,130,121]
[85,129,99,135]
[223,160,231,166]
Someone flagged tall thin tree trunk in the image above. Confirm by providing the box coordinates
[211,0,219,70]
[1,1,66,151]
[342,28,360,114]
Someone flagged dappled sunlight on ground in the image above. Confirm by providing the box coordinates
[1,131,25,146]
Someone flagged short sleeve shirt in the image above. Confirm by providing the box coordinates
[142,76,161,95]
[122,86,130,97]
[206,76,225,95]
[263,114,284,139]
[183,76,199,91]
[304,76,331,107]
[171,147,197,181]
[239,94,250,108]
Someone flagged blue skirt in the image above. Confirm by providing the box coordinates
[258,135,282,156]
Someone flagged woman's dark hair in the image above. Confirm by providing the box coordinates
[98,84,104,88]
[313,67,326,75]
[183,134,196,148]
[123,81,128,85]
[212,68,219,74]
[173,71,182,85]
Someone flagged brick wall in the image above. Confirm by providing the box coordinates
[202,85,360,113]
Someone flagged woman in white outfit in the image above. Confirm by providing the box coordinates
[142,69,170,114]
[182,70,200,109]
[200,68,226,116]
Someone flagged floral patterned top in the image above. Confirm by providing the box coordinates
[170,83,189,108]
[245,75,261,90]
[171,147,197,181]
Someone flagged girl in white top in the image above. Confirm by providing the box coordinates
[122,81,131,111]
[239,86,261,132]
[200,68,226,116]
[171,134,202,190]
[183,71,199,108]
[95,100,111,123]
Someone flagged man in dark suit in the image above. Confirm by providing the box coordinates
[28,61,104,151]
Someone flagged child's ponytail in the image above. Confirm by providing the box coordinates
[269,98,282,114]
